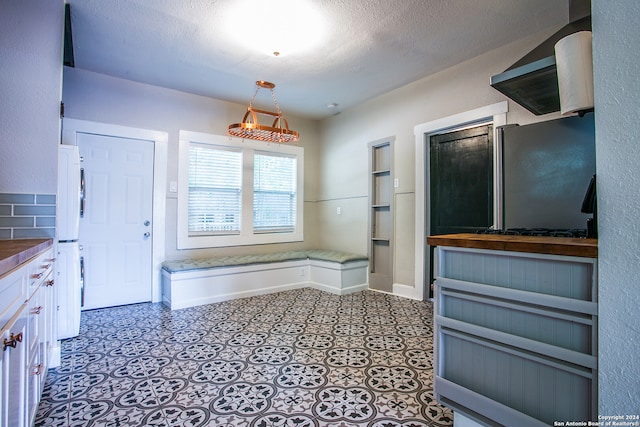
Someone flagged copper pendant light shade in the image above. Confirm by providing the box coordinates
[228,81,299,144]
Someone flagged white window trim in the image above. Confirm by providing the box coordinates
[177,130,304,249]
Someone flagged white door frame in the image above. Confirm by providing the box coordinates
[62,118,168,304]
[413,101,508,301]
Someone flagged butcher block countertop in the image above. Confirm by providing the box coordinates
[427,233,598,258]
[0,238,54,277]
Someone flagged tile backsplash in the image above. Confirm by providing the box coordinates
[0,193,56,239]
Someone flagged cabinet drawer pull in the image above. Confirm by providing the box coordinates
[42,263,52,270]
[31,306,43,315]
[46,279,55,287]
[31,363,44,376]
[3,332,23,351]
[45,258,57,262]
[31,272,43,279]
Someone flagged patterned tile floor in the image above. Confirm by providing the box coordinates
[35,288,454,427]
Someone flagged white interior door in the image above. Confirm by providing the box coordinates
[77,133,154,309]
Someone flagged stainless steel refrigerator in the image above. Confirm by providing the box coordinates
[56,144,83,339]
[499,113,596,231]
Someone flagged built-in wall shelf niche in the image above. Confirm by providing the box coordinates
[368,138,394,292]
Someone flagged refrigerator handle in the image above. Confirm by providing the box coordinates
[80,167,85,218]
[494,127,504,230]
[80,256,85,308]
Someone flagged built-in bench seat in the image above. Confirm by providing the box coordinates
[161,249,369,310]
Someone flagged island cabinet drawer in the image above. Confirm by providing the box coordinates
[435,330,594,427]
[438,284,595,354]
[436,246,597,302]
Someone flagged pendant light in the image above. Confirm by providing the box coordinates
[228,81,299,144]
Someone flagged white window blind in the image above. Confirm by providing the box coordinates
[253,152,297,233]
[188,145,242,234]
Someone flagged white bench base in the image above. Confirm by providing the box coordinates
[162,258,368,310]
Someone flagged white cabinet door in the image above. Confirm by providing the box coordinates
[26,286,44,426]
[0,245,55,427]
[40,273,56,377]
[1,314,28,427]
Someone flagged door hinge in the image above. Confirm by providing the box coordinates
[60,102,65,118]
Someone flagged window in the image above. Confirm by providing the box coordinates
[188,144,242,234]
[177,131,304,249]
[253,152,297,233]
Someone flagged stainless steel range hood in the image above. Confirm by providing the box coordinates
[490,1,591,115]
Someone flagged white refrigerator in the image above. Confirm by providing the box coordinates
[57,144,83,339]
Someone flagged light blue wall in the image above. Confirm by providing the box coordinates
[592,0,640,415]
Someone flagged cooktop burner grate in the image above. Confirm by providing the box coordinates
[476,228,588,238]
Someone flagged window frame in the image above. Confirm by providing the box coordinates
[177,130,304,249]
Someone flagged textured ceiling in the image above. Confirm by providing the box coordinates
[66,0,570,119]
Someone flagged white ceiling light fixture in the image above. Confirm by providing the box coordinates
[228,80,299,144]
[224,0,326,57]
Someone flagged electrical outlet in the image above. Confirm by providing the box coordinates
[300,267,305,277]
[337,207,341,215]
[394,178,399,188]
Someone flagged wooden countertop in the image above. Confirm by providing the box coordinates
[427,233,597,258]
[0,238,54,277]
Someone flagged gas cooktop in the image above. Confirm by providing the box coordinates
[476,228,588,238]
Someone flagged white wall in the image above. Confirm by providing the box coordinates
[317,27,563,288]
[0,0,64,194]
[592,0,640,415]
[4,0,637,417]
[62,68,321,259]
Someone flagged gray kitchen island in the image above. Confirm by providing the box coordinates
[427,233,598,427]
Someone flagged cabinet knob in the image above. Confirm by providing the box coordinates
[31,363,44,376]
[46,279,55,287]
[31,306,43,315]
[3,332,23,351]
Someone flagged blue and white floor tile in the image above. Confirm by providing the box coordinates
[36,288,454,426]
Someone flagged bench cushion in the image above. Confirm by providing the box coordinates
[162,249,367,274]
[302,249,368,263]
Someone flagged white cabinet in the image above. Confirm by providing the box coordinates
[1,314,28,427]
[432,245,598,427]
[0,244,55,427]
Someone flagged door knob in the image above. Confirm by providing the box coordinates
[144,232,151,239]
[144,220,150,226]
